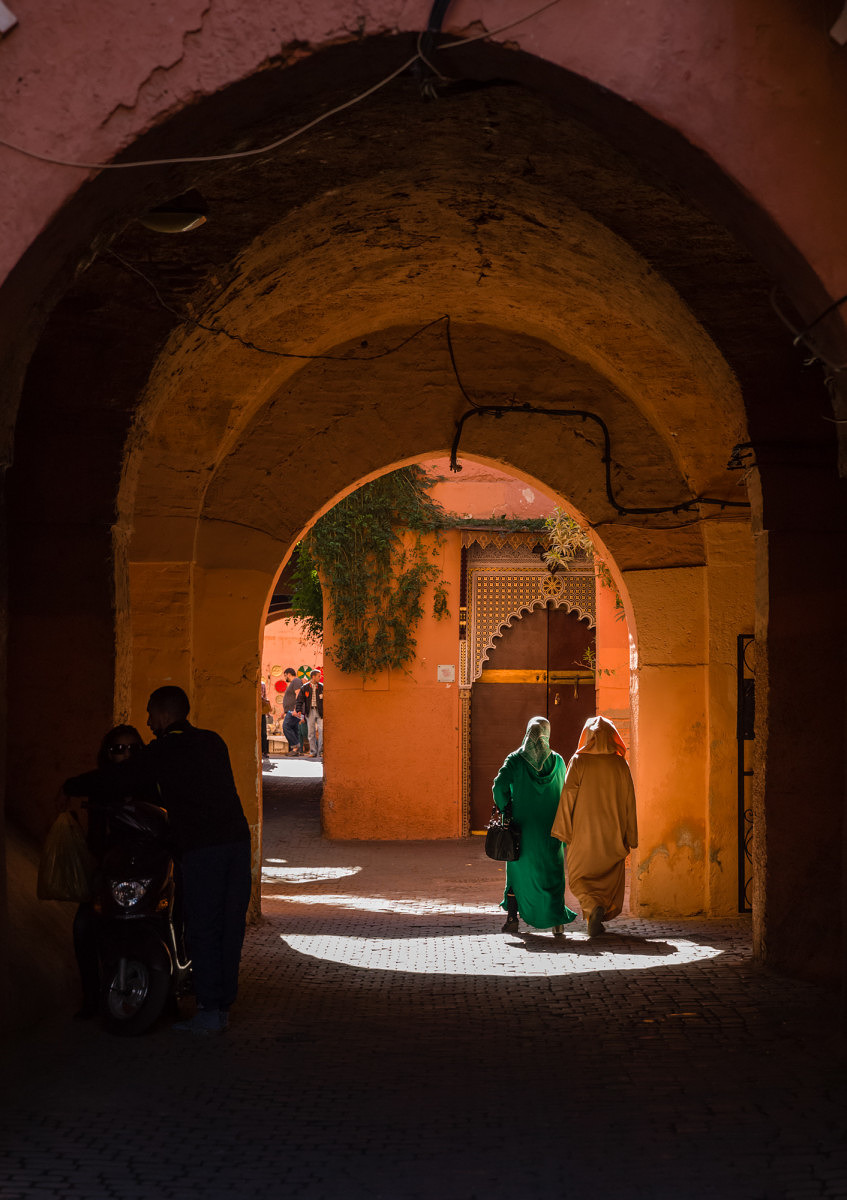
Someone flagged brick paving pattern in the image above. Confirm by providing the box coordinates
[2,769,846,1199]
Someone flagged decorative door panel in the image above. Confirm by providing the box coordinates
[469,607,548,830]
[547,605,596,761]
[462,541,596,833]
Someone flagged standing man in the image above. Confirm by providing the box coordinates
[281,666,303,756]
[145,687,252,1032]
[259,679,271,760]
[295,669,324,760]
[308,670,323,761]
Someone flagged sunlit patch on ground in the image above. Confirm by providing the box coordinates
[262,756,322,779]
[264,893,495,914]
[261,865,362,883]
[279,930,722,976]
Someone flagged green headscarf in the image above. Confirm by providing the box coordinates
[518,715,552,772]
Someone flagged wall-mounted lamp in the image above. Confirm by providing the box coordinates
[138,190,207,234]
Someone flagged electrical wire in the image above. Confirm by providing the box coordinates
[769,287,847,374]
[448,403,751,516]
[0,54,419,171]
[0,0,563,172]
[110,250,749,522]
[437,0,562,48]
[111,249,455,361]
[792,291,847,342]
[591,512,752,532]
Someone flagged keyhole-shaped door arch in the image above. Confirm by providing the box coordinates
[469,603,595,831]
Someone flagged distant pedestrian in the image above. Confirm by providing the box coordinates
[551,715,638,936]
[281,667,303,755]
[312,671,323,760]
[260,680,271,759]
[296,670,323,759]
[493,715,577,936]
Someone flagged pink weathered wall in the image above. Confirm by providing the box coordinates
[2,0,846,308]
[594,568,631,744]
[426,456,558,521]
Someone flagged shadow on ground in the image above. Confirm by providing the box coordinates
[1,771,845,1200]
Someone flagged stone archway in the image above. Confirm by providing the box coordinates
[2,15,844,1006]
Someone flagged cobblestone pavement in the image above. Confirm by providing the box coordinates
[2,771,846,1200]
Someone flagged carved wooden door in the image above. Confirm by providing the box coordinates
[469,604,595,831]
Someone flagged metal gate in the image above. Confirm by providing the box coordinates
[737,634,755,913]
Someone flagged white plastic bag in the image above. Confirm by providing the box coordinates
[37,812,95,902]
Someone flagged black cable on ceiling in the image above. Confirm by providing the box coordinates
[109,250,749,522]
[449,403,750,517]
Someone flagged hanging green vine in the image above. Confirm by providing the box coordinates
[542,507,595,566]
[544,506,625,619]
[290,467,449,676]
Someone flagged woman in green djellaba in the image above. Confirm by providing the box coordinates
[493,715,577,935]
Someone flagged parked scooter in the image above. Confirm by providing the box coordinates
[91,799,192,1035]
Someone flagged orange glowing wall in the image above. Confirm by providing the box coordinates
[594,569,632,748]
[322,528,462,839]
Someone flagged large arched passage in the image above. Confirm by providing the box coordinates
[2,11,844,1023]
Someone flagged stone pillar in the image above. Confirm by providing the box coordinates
[7,519,116,838]
[125,561,193,724]
[0,477,8,1025]
[703,521,756,916]
[122,516,200,729]
[625,567,709,916]
[750,457,845,983]
[191,520,287,918]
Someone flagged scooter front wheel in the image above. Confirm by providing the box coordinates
[100,955,170,1036]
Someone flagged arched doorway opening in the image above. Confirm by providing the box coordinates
[263,458,630,846]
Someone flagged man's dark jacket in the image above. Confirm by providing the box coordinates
[295,681,323,719]
[64,720,250,853]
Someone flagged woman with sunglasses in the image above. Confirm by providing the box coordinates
[71,724,145,1017]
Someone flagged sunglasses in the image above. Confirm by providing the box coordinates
[108,743,137,755]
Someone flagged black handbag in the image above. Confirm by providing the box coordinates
[484,801,521,861]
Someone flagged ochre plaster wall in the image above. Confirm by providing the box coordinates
[624,531,755,919]
[122,521,290,911]
[322,530,461,840]
[703,522,756,917]
[627,566,710,917]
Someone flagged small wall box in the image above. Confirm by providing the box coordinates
[437,664,455,682]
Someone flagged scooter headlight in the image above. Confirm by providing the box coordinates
[111,879,153,907]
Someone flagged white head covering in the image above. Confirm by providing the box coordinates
[574,715,627,758]
[518,715,552,772]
